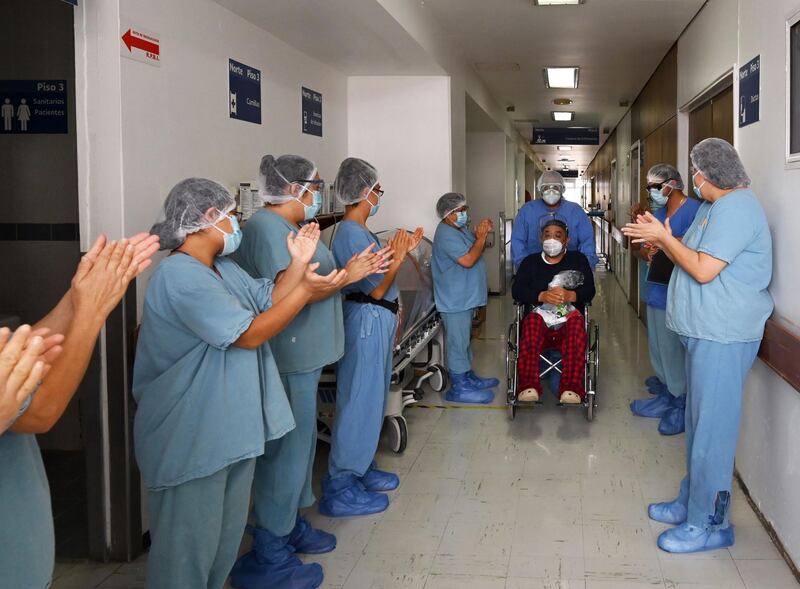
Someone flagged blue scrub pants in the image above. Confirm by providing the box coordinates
[646,306,686,397]
[673,337,760,530]
[329,302,397,480]
[146,458,255,589]
[252,368,322,536]
[441,310,474,375]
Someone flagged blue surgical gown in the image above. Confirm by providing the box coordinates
[133,254,295,490]
[234,208,344,374]
[334,220,398,302]
[511,198,598,268]
[432,222,488,313]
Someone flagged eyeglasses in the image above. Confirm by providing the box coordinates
[646,182,667,191]
[370,187,385,198]
[294,178,325,188]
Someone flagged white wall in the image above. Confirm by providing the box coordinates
[347,76,452,241]
[466,132,506,293]
[735,0,800,566]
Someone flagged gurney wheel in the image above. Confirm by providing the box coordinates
[387,415,408,453]
[428,364,448,393]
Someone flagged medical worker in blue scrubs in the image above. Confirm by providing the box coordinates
[231,155,387,589]
[319,157,423,518]
[511,170,598,269]
[624,138,773,554]
[1,233,159,589]
[629,164,700,435]
[135,178,344,589]
[432,192,497,404]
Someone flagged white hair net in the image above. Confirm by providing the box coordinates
[538,170,566,193]
[690,138,751,189]
[647,163,684,191]
[258,154,317,205]
[436,192,467,219]
[333,157,378,205]
[150,178,235,251]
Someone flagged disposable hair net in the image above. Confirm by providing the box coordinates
[150,178,235,251]
[647,163,685,190]
[538,170,566,193]
[436,192,467,219]
[258,154,317,204]
[690,138,751,189]
[333,157,379,205]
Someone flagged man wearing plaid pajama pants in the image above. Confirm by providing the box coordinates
[511,217,595,404]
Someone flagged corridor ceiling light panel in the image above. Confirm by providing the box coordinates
[533,0,584,5]
[557,145,573,151]
[552,111,575,121]
[544,67,580,89]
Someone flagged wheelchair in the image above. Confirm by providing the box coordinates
[506,302,600,421]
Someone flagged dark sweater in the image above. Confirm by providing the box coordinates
[512,250,596,311]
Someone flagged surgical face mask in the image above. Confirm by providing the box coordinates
[213,213,242,256]
[542,190,561,206]
[692,171,707,200]
[366,191,381,217]
[296,186,322,221]
[454,210,469,227]
[649,188,668,209]
[542,238,564,257]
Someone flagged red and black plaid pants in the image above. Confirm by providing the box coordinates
[517,310,587,398]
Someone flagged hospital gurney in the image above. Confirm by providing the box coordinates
[317,230,446,453]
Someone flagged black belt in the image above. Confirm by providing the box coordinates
[345,293,399,314]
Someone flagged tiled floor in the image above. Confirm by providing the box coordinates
[51,271,798,589]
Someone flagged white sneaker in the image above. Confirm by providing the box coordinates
[559,391,581,404]
[518,388,539,402]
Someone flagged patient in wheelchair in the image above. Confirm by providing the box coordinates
[511,218,596,404]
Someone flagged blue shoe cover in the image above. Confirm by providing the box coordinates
[657,523,735,554]
[645,375,663,390]
[658,406,686,436]
[230,526,323,589]
[630,394,673,418]
[446,373,494,404]
[466,370,500,390]
[361,462,399,492]
[288,515,336,555]
[648,500,688,525]
[319,475,389,517]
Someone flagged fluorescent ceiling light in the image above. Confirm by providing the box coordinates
[544,67,580,89]
[557,146,573,151]
[534,0,584,5]
[552,111,574,122]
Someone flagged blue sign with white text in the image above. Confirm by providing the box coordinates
[0,80,68,134]
[229,59,261,125]
[739,55,760,128]
[301,87,322,137]
[532,127,599,146]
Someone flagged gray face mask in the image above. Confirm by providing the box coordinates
[542,190,561,206]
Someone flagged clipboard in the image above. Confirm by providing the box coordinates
[646,250,675,285]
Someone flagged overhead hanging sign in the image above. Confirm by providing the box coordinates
[0,80,68,134]
[120,23,161,67]
[229,59,261,125]
[738,55,760,128]
[301,87,322,137]
[532,127,599,145]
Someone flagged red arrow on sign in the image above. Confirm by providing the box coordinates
[122,29,159,56]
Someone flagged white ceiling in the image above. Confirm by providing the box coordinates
[423,0,705,169]
[213,0,444,75]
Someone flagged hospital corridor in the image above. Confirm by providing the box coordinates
[2,0,800,588]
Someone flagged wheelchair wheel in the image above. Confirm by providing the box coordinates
[585,391,595,422]
[508,400,517,420]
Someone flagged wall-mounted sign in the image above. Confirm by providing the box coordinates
[120,23,161,67]
[738,55,760,128]
[229,59,261,125]
[532,127,599,145]
[301,87,322,137]
[0,80,68,134]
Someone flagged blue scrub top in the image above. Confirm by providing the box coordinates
[133,254,295,490]
[511,198,598,268]
[644,198,701,309]
[332,220,398,301]
[431,222,488,313]
[234,209,344,375]
[0,432,54,589]
[667,189,774,343]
